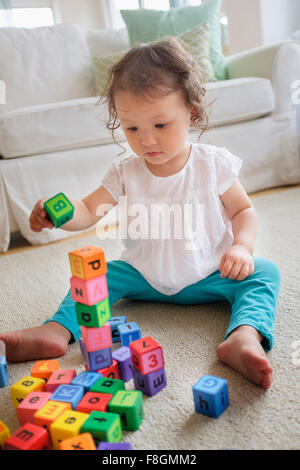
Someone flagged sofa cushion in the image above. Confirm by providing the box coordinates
[0,24,94,113]
[0,78,274,159]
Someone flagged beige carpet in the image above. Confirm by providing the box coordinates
[0,186,300,450]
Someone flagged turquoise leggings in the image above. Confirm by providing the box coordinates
[45,256,281,351]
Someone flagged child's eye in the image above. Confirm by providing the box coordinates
[127,126,138,132]
[155,123,167,129]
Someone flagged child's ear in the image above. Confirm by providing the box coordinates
[189,107,198,126]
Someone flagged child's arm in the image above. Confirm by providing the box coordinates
[218,178,257,281]
[30,186,117,233]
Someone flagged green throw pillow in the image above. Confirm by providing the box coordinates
[120,0,227,81]
[93,22,216,96]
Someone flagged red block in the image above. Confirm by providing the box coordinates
[17,391,52,426]
[46,369,77,392]
[129,336,164,375]
[81,323,112,352]
[97,359,120,379]
[77,392,113,413]
[5,422,50,450]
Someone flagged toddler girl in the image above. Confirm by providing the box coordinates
[1,37,281,389]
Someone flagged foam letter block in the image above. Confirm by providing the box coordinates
[76,297,111,327]
[77,392,113,413]
[0,419,10,449]
[108,316,127,343]
[108,390,144,431]
[79,340,112,372]
[31,359,60,381]
[50,409,89,450]
[80,323,112,352]
[11,376,46,408]
[97,359,120,380]
[46,369,77,392]
[44,192,74,228]
[71,371,102,393]
[0,355,9,388]
[118,322,142,347]
[51,384,85,410]
[5,422,50,450]
[34,400,72,430]
[17,391,52,425]
[192,375,229,418]
[131,366,167,397]
[81,411,122,443]
[60,432,96,450]
[97,442,133,450]
[112,346,133,382]
[70,274,108,306]
[69,246,107,280]
[90,376,125,396]
[130,336,164,375]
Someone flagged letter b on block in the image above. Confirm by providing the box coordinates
[192,375,229,418]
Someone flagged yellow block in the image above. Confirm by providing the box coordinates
[59,433,96,450]
[50,410,89,450]
[34,400,72,430]
[10,375,46,408]
[0,420,10,450]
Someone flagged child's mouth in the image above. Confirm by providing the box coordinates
[146,152,161,157]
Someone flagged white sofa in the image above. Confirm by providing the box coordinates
[0,23,300,252]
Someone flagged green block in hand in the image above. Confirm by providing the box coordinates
[44,192,74,228]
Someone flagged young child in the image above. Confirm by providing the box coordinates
[1,37,281,389]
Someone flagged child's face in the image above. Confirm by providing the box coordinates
[115,89,193,173]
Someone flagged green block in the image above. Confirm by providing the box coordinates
[44,192,74,228]
[81,411,122,442]
[90,376,125,396]
[75,297,111,327]
[108,390,144,431]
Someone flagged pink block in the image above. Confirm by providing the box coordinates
[45,369,77,392]
[81,324,112,352]
[16,391,52,426]
[70,274,108,306]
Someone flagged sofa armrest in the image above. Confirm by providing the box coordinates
[225,40,300,114]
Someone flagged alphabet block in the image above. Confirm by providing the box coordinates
[118,322,142,347]
[90,376,125,396]
[17,391,52,425]
[81,411,122,443]
[34,400,72,430]
[97,359,120,380]
[50,409,89,450]
[69,246,107,280]
[131,365,167,397]
[0,419,10,450]
[31,359,60,381]
[71,371,102,393]
[76,297,111,327]
[5,422,50,450]
[130,336,164,375]
[108,315,127,343]
[46,369,77,392]
[70,274,108,306]
[51,384,85,410]
[192,375,229,418]
[60,432,96,450]
[112,346,133,382]
[97,442,133,450]
[79,339,112,372]
[108,390,144,431]
[0,355,9,388]
[44,192,74,228]
[80,323,112,352]
[77,392,113,413]
[10,375,46,408]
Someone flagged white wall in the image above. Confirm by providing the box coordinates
[53,0,105,29]
[260,0,300,44]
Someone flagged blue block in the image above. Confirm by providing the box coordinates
[0,356,9,388]
[112,346,133,382]
[51,384,85,410]
[71,371,102,392]
[192,375,229,418]
[88,347,113,372]
[117,322,141,347]
[108,316,127,343]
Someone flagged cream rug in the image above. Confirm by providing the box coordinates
[0,186,300,450]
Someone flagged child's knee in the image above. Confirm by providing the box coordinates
[253,257,281,286]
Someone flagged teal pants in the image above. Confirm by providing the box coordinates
[45,257,281,351]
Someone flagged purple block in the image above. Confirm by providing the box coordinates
[97,442,133,450]
[79,338,112,372]
[112,346,133,382]
[131,365,167,396]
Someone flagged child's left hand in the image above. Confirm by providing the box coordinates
[219,244,255,281]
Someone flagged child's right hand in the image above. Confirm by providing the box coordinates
[29,198,54,232]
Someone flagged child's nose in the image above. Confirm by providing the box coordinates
[141,130,157,147]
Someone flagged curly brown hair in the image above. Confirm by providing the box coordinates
[100,36,211,153]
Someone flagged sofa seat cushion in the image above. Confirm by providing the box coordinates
[206,77,275,127]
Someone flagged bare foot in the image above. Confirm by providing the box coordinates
[216,325,273,389]
[0,322,71,363]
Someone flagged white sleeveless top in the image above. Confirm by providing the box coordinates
[101,143,242,295]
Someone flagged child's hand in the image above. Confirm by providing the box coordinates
[219,244,254,281]
[29,198,54,232]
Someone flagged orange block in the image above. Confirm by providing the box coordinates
[31,359,60,381]
[34,400,71,430]
[59,432,96,450]
[69,246,107,280]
